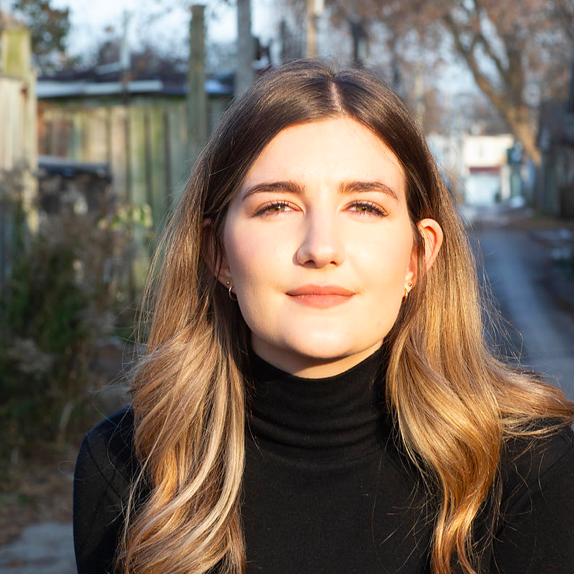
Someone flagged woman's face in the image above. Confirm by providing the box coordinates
[218,117,440,378]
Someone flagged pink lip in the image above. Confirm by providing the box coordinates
[286,284,355,308]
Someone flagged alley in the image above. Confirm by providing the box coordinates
[470,213,574,400]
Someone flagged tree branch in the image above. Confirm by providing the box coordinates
[442,13,507,110]
[475,30,513,90]
[443,11,540,164]
[549,0,574,43]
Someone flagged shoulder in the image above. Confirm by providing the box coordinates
[499,422,574,511]
[73,407,140,572]
[82,406,136,456]
[490,424,574,572]
[75,406,138,498]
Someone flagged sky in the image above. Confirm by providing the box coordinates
[47,0,279,59]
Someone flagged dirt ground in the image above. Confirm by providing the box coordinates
[0,448,76,547]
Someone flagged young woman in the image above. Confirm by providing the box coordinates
[74,60,574,574]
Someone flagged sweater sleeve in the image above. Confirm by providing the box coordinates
[73,407,137,574]
[490,427,574,574]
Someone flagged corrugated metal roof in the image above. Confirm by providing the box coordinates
[37,78,232,99]
[38,155,111,179]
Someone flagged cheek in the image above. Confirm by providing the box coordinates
[355,229,413,287]
[223,219,251,276]
[222,223,284,337]
[223,221,284,284]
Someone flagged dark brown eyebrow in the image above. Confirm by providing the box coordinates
[241,180,399,202]
[339,180,399,201]
[241,181,304,199]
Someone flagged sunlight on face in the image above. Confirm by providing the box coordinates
[220,118,417,378]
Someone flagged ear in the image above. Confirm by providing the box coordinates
[406,218,443,285]
[202,219,233,286]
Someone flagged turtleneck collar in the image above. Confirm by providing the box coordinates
[246,348,390,463]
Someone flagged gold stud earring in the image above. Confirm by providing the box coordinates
[403,281,413,301]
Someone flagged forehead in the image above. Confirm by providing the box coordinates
[240,118,406,196]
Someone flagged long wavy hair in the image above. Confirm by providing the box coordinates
[117,60,574,574]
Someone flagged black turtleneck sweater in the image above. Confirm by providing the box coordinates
[74,350,574,573]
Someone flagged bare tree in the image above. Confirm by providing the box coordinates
[551,0,574,43]
[303,0,574,165]
[438,0,560,165]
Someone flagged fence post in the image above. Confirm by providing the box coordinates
[187,5,207,165]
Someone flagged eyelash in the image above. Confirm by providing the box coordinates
[254,200,388,217]
[350,201,388,217]
[254,200,292,216]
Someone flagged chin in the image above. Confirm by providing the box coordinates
[288,338,371,363]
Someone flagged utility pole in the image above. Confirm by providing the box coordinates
[413,63,425,128]
[349,17,366,67]
[390,33,402,96]
[120,11,130,78]
[567,48,574,114]
[188,4,207,163]
[236,0,254,97]
[120,11,132,204]
[306,0,323,58]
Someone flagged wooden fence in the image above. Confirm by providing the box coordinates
[36,92,230,293]
[38,95,230,234]
[0,24,37,284]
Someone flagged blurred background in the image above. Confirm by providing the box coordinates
[0,0,573,571]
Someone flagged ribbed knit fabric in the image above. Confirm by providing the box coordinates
[247,349,388,460]
[241,349,432,574]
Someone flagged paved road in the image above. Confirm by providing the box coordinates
[0,523,75,574]
[472,226,574,400]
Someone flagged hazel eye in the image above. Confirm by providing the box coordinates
[349,201,387,217]
[254,200,294,216]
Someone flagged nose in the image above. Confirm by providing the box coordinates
[295,210,345,268]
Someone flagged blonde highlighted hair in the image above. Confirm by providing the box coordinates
[117,60,574,574]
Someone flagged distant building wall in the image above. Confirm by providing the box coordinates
[462,135,514,169]
[536,146,574,218]
[536,105,574,218]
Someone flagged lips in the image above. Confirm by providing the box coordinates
[286,284,355,308]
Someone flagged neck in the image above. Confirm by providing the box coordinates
[250,338,384,379]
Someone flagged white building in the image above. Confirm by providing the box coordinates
[462,135,514,206]
[427,133,515,206]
